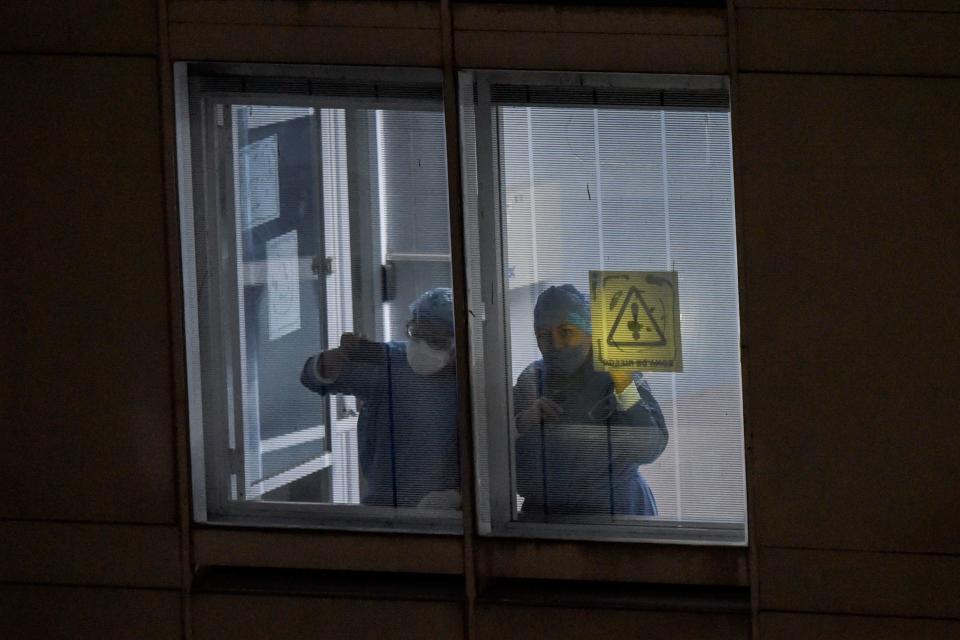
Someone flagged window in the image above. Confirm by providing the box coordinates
[178,64,461,532]
[177,64,747,543]
[461,71,747,544]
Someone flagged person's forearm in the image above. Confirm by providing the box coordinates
[611,407,669,465]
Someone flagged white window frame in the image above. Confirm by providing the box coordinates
[175,62,461,534]
[461,69,747,545]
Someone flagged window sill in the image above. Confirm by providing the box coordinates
[478,537,749,586]
[479,577,749,614]
[193,566,465,602]
[191,526,465,575]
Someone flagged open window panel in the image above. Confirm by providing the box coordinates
[460,71,747,544]
[177,64,460,532]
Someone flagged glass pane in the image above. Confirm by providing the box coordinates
[220,99,460,513]
[477,90,746,532]
[231,106,329,501]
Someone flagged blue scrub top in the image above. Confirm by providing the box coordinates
[301,342,459,507]
[513,360,667,518]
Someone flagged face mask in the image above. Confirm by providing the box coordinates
[406,338,450,375]
[545,342,590,374]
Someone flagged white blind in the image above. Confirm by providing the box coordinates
[185,68,462,527]
[500,105,744,525]
[462,72,746,538]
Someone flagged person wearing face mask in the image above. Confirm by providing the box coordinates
[300,288,460,510]
[513,284,668,519]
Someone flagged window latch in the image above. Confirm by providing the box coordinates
[381,260,397,301]
[336,395,358,419]
[311,256,334,277]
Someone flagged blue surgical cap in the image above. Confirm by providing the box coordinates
[534,284,591,334]
[409,287,454,335]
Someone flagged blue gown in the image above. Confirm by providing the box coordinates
[513,359,667,518]
[301,342,459,507]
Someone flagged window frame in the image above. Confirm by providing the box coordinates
[176,62,463,535]
[460,69,747,546]
[175,63,748,544]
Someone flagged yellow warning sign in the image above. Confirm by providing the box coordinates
[589,270,682,373]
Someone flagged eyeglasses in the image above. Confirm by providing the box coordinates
[406,321,453,351]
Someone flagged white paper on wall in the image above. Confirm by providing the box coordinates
[266,230,301,340]
[241,134,281,230]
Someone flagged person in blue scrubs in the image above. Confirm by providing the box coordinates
[513,285,668,519]
[300,288,459,509]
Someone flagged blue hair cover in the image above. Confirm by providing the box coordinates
[533,284,591,334]
[409,287,454,334]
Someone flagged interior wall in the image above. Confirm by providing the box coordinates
[1,1,957,639]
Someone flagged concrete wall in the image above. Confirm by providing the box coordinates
[735,2,960,636]
[1,1,957,638]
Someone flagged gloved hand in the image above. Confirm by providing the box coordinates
[417,489,462,510]
[338,332,386,365]
[302,333,384,387]
[609,370,635,394]
[515,397,563,433]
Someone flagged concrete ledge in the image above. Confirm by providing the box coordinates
[0,521,180,589]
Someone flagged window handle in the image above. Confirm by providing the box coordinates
[336,394,358,419]
[311,256,334,277]
[381,260,397,301]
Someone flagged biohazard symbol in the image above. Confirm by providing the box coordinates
[606,286,667,348]
[590,270,682,373]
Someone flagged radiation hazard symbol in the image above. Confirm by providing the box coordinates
[589,270,682,373]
